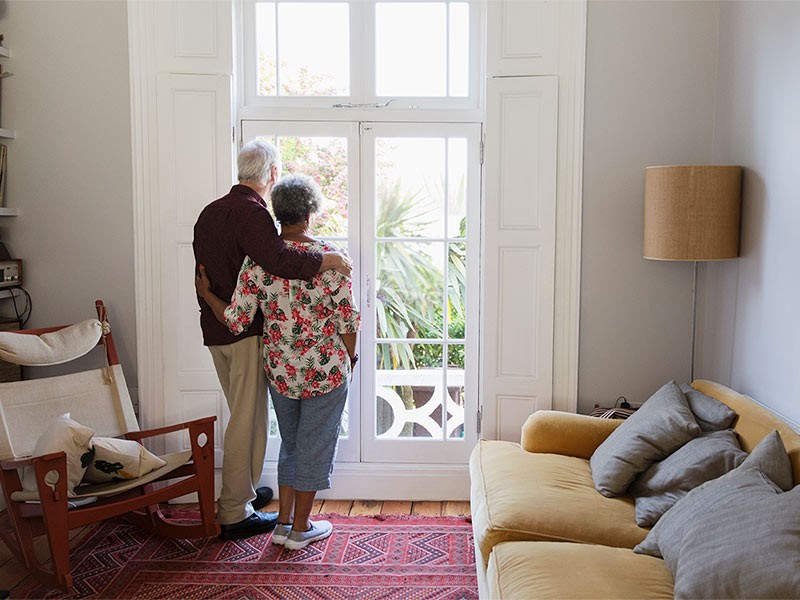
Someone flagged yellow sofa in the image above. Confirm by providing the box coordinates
[469,380,800,599]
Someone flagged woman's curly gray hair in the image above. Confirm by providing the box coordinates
[271,173,324,226]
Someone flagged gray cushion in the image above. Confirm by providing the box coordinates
[634,467,800,599]
[739,429,793,491]
[680,383,737,431]
[630,429,746,526]
[590,380,701,497]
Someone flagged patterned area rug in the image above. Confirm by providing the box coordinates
[20,510,478,599]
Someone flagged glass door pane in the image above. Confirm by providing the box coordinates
[256,2,351,97]
[374,2,471,98]
[241,120,360,462]
[361,121,481,464]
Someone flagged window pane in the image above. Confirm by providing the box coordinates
[448,242,466,339]
[257,2,350,97]
[278,136,349,238]
[447,137,467,238]
[446,367,465,439]
[252,135,349,238]
[375,343,444,438]
[449,3,469,97]
[256,3,277,96]
[376,3,446,97]
[376,242,444,339]
[376,137,445,238]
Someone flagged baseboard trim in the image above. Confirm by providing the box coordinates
[270,463,470,501]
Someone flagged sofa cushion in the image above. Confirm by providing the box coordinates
[470,440,649,570]
[635,467,800,599]
[681,383,736,431]
[629,429,746,526]
[488,541,674,600]
[590,380,701,497]
[739,429,793,491]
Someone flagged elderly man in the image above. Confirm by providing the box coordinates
[193,140,352,540]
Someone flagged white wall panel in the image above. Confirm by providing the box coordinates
[497,248,539,378]
[156,73,233,456]
[499,93,544,229]
[497,395,551,442]
[175,1,218,58]
[155,0,233,74]
[173,91,219,224]
[488,0,558,76]
[483,75,558,440]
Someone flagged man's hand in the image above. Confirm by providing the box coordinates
[195,264,213,300]
[320,252,353,277]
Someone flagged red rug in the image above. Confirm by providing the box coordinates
[20,510,478,599]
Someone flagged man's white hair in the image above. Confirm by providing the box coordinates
[237,139,282,186]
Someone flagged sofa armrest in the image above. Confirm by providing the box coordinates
[520,411,624,459]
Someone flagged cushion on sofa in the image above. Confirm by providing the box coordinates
[629,429,746,526]
[590,380,701,497]
[680,383,736,431]
[470,439,648,572]
[739,429,793,491]
[488,541,674,600]
[634,467,800,599]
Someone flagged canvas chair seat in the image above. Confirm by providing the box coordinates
[0,300,219,592]
[10,450,194,502]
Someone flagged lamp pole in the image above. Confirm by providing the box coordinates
[690,261,698,383]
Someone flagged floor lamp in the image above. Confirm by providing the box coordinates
[643,165,742,382]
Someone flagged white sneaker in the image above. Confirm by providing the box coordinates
[271,523,292,546]
[283,520,333,550]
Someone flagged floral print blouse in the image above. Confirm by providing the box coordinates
[224,240,360,399]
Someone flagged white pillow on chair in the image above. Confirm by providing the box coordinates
[0,319,103,366]
[22,413,95,497]
[83,437,166,483]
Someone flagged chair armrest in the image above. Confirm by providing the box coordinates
[124,416,217,441]
[1,456,35,470]
[0,451,65,470]
[520,411,624,459]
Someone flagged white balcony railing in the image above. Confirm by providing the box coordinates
[375,369,465,439]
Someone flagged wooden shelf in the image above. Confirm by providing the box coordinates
[0,208,17,217]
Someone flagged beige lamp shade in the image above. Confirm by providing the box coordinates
[644,165,742,260]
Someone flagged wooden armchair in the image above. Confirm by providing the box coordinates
[0,300,219,591]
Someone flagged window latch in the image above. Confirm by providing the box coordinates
[332,99,396,109]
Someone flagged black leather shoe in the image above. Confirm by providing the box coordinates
[251,486,274,511]
[219,511,279,540]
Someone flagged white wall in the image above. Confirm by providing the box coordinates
[697,1,800,425]
[579,1,720,413]
[0,1,136,397]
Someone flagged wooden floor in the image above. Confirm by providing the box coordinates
[0,500,470,595]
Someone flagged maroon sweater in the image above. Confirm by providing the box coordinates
[193,185,322,346]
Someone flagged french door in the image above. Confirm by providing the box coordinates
[242,119,481,465]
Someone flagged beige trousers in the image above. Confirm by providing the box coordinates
[208,335,268,525]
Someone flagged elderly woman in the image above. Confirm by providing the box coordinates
[196,173,360,550]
